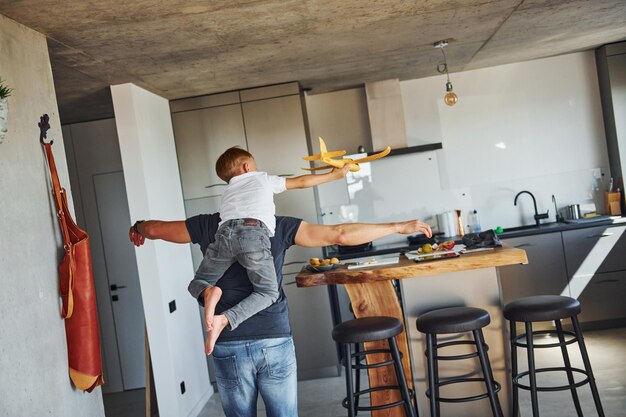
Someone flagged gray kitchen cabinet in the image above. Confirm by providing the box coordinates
[171,104,247,200]
[573,271,626,323]
[561,225,626,276]
[563,225,626,324]
[499,232,569,305]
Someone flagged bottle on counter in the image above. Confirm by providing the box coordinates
[467,210,481,233]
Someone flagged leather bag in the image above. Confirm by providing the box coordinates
[44,142,104,392]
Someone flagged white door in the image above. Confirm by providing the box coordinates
[94,171,145,390]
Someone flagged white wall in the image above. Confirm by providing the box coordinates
[0,14,105,417]
[311,52,610,239]
[111,83,212,417]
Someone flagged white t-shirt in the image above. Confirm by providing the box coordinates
[218,171,287,236]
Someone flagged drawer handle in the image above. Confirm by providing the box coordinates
[205,183,227,189]
[514,243,532,248]
[587,232,613,238]
[596,279,619,284]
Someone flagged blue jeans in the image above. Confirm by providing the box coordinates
[192,218,279,329]
[212,337,298,417]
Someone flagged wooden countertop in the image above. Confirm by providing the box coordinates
[296,246,528,287]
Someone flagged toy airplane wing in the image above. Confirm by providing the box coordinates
[303,137,347,161]
[351,146,391,163]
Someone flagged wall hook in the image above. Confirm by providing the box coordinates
[39,114,52,144]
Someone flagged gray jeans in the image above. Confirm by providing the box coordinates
[191,218,279,330]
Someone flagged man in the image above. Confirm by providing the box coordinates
[129,214,431,417]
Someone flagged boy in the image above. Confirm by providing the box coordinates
[191,146,349,354]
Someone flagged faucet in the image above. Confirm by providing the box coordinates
[514,190,550,226]
[552,194,564,222]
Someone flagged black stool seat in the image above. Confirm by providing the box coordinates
[332,316,403,344]
[504,295,580,322]
[416,307,490,334]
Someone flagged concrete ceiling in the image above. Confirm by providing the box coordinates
[1,0,625,124]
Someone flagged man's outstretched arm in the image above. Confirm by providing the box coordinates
[129,220,191,246]
[294,219,432,248]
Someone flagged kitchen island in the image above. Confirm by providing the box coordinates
[296,246,528,417]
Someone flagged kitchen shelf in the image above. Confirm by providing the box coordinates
[367,142,442,157]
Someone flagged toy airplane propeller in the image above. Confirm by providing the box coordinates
[303,137,391,172]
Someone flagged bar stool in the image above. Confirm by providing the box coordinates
[416,307,503,417]
[332,316,418,417]
[504,295,605,417]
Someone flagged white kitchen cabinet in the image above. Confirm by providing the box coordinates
[242,93,322,265]
[171,84,338,380]
[171,104,247,200]
[499,232,569,305]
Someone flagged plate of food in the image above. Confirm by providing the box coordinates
[406,240,461,262]
[306,257,342,272]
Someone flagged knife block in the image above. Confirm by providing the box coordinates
[605,191,622,215]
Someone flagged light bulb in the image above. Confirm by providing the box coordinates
[444,81,458,106]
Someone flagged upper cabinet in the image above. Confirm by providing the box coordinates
[172,104,247,199]
[170,83,317,225]
[243,94,308,178]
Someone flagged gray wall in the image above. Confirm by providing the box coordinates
[0,14,105,417]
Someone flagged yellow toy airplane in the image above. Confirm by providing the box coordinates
[303,137,391,172]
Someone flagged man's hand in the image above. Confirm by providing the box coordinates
[129,226,146,247]
[396,219,433,237]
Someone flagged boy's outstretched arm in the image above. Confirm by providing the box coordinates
[285,165,349,190]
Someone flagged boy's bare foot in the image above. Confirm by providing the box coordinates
[205,314,229,355]
[203,286,222,331]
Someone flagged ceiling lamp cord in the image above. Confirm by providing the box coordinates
[434,40,458,106]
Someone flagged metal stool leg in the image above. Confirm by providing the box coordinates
[343,343,356,417]
[554,319,583,417]
[474,329,503,417]
[389,336,418,417]
[354,343,360,416]
[426,333,440,417]
[571,316,606,417]
[510,321,519,417]
[525,322,540,417]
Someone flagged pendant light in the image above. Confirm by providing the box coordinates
[434,40,458,106]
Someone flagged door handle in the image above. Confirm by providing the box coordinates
[514,243,532,248]
[587,232,613,238]
[110,284,127,291]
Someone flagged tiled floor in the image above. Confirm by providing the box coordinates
[104,327,625,417]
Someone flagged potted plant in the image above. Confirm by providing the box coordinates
[0,78,13,144]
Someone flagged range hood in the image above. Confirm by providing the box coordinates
[364,79,442,156]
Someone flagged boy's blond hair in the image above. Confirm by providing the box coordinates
[216,147,253,183]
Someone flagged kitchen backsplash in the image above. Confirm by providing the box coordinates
[309,51,611,244]
[316,150,609,245]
